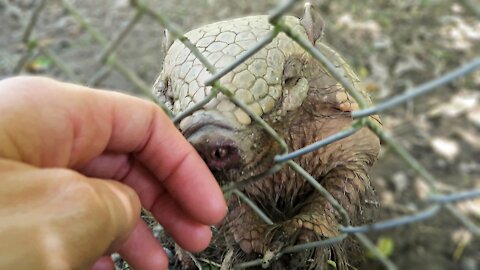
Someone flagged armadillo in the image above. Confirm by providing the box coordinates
[154,4,381,270]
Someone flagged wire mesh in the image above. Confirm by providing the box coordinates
[6,0,480,269]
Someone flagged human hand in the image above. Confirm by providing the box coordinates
[0,76,227,270]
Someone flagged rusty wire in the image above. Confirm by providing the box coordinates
[8,0,480,269]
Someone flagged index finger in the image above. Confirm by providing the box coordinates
[0,77,226,225]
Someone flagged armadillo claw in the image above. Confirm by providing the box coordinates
[233,223,271,254]
[259,217,340,268]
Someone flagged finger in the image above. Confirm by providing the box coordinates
[82,153,212,252]
[79,153,162,208]
[81,135,227,230]
[80,153,134,182]
[91,256,114,270]
[90,179,142,250]
[118,220,168,270]
[151,192,213,252]
[104,95,226,225]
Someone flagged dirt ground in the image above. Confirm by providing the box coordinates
[1,0,479,269]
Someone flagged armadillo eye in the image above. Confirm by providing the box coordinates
[166,80,175,108]
[284,76,301,87]
[282,58,303,87]
[155,77,174,110]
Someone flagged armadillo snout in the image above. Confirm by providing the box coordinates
[193,138,241,170]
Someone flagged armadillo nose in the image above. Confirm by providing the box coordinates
[193,139,241,170]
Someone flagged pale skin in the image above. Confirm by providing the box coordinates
[0,76,227,270]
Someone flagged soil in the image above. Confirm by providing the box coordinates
[1,0,479,269]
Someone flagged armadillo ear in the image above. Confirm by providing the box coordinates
[162,29,175,54]
[300,2,325,44]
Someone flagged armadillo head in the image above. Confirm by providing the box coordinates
[154,14,372,182]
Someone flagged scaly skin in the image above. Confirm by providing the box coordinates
[155,15,381,270]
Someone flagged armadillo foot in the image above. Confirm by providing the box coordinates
[259,218,344,269]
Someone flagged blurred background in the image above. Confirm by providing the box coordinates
[1,0,479,269]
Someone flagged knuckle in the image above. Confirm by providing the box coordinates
[46,168,109,216]
[47,167,82,181]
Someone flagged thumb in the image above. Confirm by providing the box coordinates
[0,159,141,270]
[88,178,142,252]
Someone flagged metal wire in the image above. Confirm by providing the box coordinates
[352,58,480,119]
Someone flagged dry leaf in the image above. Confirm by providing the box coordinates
[394,55,425,76]
[451,229,473,246]
[415,178,430,200]
[467,107,480,127]
[381,190,395,205]
[391,172,409,193]
[454,130,480,150]
[428,91,478,118]
[431,137,460,161]
[457,198,480,219]
[440,17,480,51]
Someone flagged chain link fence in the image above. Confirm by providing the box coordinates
[4,0,480,269]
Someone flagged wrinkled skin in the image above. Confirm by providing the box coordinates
[155,12,381,270]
